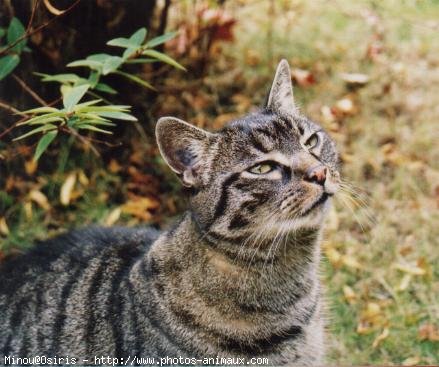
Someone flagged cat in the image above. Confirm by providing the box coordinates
[0,60,340,366]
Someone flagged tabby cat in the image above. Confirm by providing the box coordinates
[0,60,340,366]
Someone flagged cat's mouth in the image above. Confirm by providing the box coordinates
[300,192,331,217]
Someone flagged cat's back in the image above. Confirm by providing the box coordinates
[0,226,160,357]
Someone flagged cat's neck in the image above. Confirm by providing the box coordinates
[148,211,321,313]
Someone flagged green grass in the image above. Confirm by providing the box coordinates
[1,0,438,364]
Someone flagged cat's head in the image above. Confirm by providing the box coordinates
[156,60,340,242]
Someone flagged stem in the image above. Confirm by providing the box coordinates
[12,73,48,106]
[0,0,81,57]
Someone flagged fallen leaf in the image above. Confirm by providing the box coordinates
[24,159,38,175]
[320,105,336,125]
[291,68,316,87]
[397,274,412,291]
[24,201,33,219]
[29,190,50,211]
[105,207,121,226]
[343,285,357,304]
[372,327,389,348]
[394,263,426,276]
[325,247,342,267]
[342,255,363,270]
[60,172,77,206]
[0,217,10,236]
[418,323,439,341]
[340,72,370,86]
[334,98,356,115]
[121,197,160,222]
[402,356,420,366]
[109,159,122,173]
[78,170,89,186]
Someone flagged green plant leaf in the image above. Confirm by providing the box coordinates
[141,49,186,71]
[0,28,6,40]
[36,73,81,84]
[87,71,100,87]
[76,119,116,127]
[94,82,117,94]
[34,130,58,161]
[87,53,112,63]
[0,54,20,80]
[122,47,138,59]
[21,106,60,114]
[18,116,64,126]
[7,17,26,53]
[107,37,136,48]
[125,58,156,64]
[102,56,124,75]
[13,124,57,141]
[95,111,137,121]
[73,99,102,109]
[115,71,155,90]
[129,28,147,46]
[76,124,113,134]
[67,59,103,71]
[146,31,177,48]
[63,84,90,111]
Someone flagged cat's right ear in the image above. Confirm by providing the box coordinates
[156,117,213,187]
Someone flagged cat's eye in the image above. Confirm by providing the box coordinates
[248,163,275,174]
[304,133,319,149]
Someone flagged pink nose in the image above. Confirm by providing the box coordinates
[305,165,327,186]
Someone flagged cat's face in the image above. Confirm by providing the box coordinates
[156,60,340,242]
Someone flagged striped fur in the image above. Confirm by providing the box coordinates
[0,60,339,365]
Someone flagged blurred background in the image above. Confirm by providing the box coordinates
[0,0,438,365]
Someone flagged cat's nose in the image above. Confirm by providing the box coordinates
[305,165,327,186]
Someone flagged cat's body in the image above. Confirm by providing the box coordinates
[0,60,340,365]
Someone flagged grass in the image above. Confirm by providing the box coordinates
[1,0,439,364]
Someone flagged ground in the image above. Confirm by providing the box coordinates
[1,0,438,365]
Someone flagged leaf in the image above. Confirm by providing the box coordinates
[7,17,26,52]
[104,207,121,226]
[28,189,50,211]
[141,49,186,71]
[102,56,124,75]
[60,172,77,206]
[95,82,117,94]
[115,71,155,90]
[340,72,370,85]
[418,323,439,341]
[129,28,147,46]
[0,217,10,236]
[87,71,99,87]
[63,84,90,111]
[34,130,58,161]
[291,68,316,87]
[342,285,357,304]
[95,111,137,121]
[372,328,389,348]
[125,58,156,64]
[402,357,420,366]
[146,31,177,48]
[21,106,60,114]
[0,55,20,80]
[107,37,136,48]
[394,263,426,276]
[36,73,81,84]
[17,115,64,126]
[76,124,113,134]
[67,59,103,71]
[87,53,112,63]
[122,47,138,59]
[13,124,57,141]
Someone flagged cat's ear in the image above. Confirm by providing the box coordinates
[156,117,213,187]
[266,59,296,114]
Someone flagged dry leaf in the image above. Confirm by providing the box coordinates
[325,247,342,267]
[402,356,420,366]
[24,159,38,175]
[394,263,426,276]
[340,72,370,85]
[78,170,89,186]
[334,98,356,115]
[121,197,160,222]
[342,255,363,270]
[320,105,336,125]
[60,172,77,206]
[418,323,439,342]
[0,217,10,236]
[291,68,316,87]
[105,207,121,226]
[29,190,50,211]
[397,274,412,291]
[372,327,389,348]
[343,285,357,304]
[109,159,122,174]
[24,201,33,220]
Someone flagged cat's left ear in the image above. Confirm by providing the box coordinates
[266,59,296,114]
[156,117,214,187]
